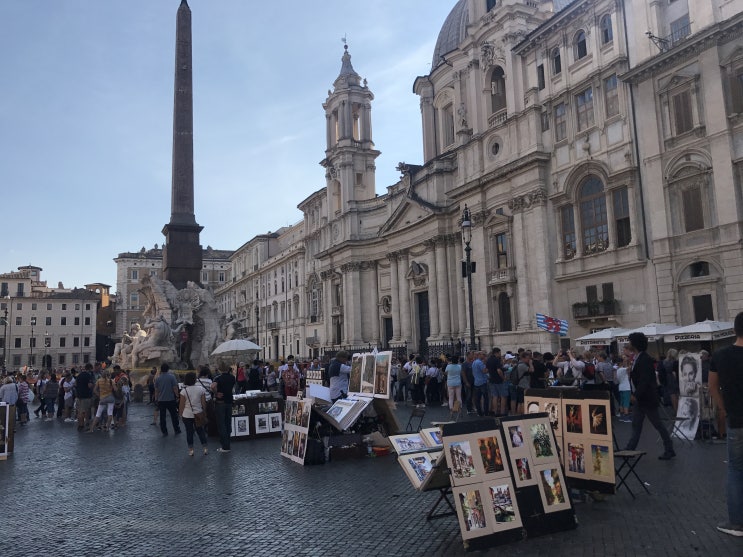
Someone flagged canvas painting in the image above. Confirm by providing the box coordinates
[234,416,250,437]
[512,456,537,487]
[420,427,443,448]
[675,395,700,440]
[544,401,560,433]
[269,412,283,432]
[360,354,376,394]
[453,486,491,540]
[444,436,478,485]
[528,422,556,462]
[258,401,279,413]
[389,433,428,454]
[565,403,583,434]
[284,400,295,425]
[348,354,363,393]
[486,480,522,529]
[566,442,586,475]
[526,400,541,414]
[589,444,613,479]
[679,353,702,397]
[536,466,570,513]
[476,433,506,476]
[507,424,525,449]
[588,404,608,436]
[398,451,437,489]
[254,414,269,435]
[374,351,392,398]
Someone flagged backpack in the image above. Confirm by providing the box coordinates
[583,362,596,380]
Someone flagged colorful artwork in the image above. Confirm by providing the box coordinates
[529,423,554,459]
[348,354,363,393]
[458,489,487,532]
[489,483,516,523]
[449,440,477,480]
[539,468,566,508]
[407,454,434,483]
[544,401,560,432]
[567,443,585,474]
[374,352,392,397]
[508,425,524,448]
[590,444,612,478]
[588,404,608,436]
[565,404,583,434]
[515,457,531,481]
[360,354,376,394]
[477,436,504,474]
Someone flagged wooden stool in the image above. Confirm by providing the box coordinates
[614,450,650,499]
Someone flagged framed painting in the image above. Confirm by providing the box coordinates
[420,427,443,448]
[588,403,609,437]
[374,351,392,398]
[254,414,270,435]
[452,485,494,539]
[398,451,437,490]
[360,354,376,394]
[443,434,480,486]
[348,354,363,394]
[587,442,614,482]
[511,454,537,487]
[269,412,283,432]
[525,420,558,465]
[534,465,571,514]
[473,430,510,479]
[565,441,587,478]
[234,415,250,437]
[389,433,429,455]
[483,478,523,531]
[506,422,526,451]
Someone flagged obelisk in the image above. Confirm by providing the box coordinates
[162,0,203,289]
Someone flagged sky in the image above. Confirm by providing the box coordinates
[0,0,455,291]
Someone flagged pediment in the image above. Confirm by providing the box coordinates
[483,211,513,229]
[721,46,743,66]
[378,198,434,236]
[658,71,697,94]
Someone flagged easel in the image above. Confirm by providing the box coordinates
[420,456,455,521]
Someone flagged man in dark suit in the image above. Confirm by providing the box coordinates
[624,332,675,460]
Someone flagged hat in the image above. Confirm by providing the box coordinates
[504,354,515,360]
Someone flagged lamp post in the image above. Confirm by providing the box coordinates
[255,305,260,358]
[461,205,476,352]
[44,331,49,370]
[30,316,36,369]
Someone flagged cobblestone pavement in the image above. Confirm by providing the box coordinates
[1,400,740,556]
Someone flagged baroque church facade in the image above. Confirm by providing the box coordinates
[216,0,743,361]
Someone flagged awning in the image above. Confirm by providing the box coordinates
[615,323,679,343]
[662,320,734,343]
[575,327,630,347]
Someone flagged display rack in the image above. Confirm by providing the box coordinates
[228,393,284,439]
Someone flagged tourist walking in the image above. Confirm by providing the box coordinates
[154,363,181,436]
[76,363,95,431]
[211,367,236,452]
[42,373,60,420]
[623,332,675,460]
[90,369,116,432]
[61,371,76,422]
[179,371,208,456]
[446,357,466,413]
[709,311,743,537]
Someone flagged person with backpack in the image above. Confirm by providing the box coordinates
[41,373,60,421]
[486,348,507,417]
[247,359,263,391]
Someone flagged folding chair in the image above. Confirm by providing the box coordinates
[614,450,650,499]
[406,407,426,432]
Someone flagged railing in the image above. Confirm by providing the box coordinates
[666,22,691,47]
[305,336,320,345]
[266,321,280,330]
[488,109,508,128]
[488,267,515,285]
[572,299,620,319]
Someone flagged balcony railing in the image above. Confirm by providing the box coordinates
[488,109,508,129]
[305,336,320,346]
[572,299,620,319]
[488,267,515,285]
[266,321,280,330]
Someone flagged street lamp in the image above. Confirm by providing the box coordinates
[30,316,36,369]
[461,205,476,352]
[255,305,260,357]
[44,331,49,370]
[1,306,7,370]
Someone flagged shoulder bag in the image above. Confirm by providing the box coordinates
[185,387,207,428]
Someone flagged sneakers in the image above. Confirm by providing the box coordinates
[216,448,231,453]
[64,418,76,423]
[203,447,209,455]
[658,450,676,460]
[717,523,743,537]
[188,448,194,456]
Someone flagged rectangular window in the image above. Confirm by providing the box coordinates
[30,337,36,349]
[670,15,691,46]
[84,317,90,326]
[84,337,90,347]
[62,304,67,310]
[13,355,20,366]
[692,294,714,322]
[16,284,24,296]
[219,271,225,282]
[0,282,7,297]
[59,337,66,348]
[602,282,614,301]
[442,104,455,147]
[16,303,22,311]
[73,337,80,347]
[672,90,693,134]
[58,354,66,365]
[495,233,508,269]
[613,187,631,247]
[130,269,138,280]
[575,88,594,131]
[537,64,545,90]
[83,354,90,364]
[61,317,67,326]
[15,338,21,348]
[85,303,91,310]
[541,111,550,132]
[31,303,37,310]
[561,205,576,259]
[730,68,743,113]
[15,316,22,326]
[202,271,208,282]
[44,336,51,348]
[586,285,598,304]
[604,75,619,117]
[72,354,79,364]
[47,303,52,310]
[74,317,80,326]
[75,303,80,310]
[130,293,138,309]
[683,186,704,232]
[45,317,52,326]
[554,102,567,141]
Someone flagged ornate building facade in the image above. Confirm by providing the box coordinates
[217,0,743,360]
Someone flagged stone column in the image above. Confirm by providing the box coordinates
[510,210,531,330]
[398,251,411,344]
[425,240,440,339]
[342,262,363,345]
[370,262,380,344]
[453,236,466,341]
[320,270,333,345]
[389,253,401,341]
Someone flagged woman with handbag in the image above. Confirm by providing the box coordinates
[179,371,208,456]
[89,369,116,432]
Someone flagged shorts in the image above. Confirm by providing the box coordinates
[77,398,93,414]
[620,391,631,408]
[64,397,74,408]
[514,387,525,404]
[509,384,518,400]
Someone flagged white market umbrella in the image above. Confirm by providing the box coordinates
[575,327,630,347]
[662,320,734,343]
[615,323,679,343]
[211,339,262,358]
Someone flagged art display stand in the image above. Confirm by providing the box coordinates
[0,403,14,460]
[525,388,616,495]
[228,393,284,440]
[441,416,576,551]
[281,396,313,464]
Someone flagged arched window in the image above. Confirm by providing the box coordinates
[600,14,613,44]
[441,103,455,147]
[490,66,506,113]
[486,0,497,11]
[574,31,587,60]
[579,176,608,255]
[551,47,562,75]
[498,292,512,331]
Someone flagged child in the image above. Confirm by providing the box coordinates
[616,357,632,422]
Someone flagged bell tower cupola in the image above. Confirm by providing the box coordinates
[321,44,380,218]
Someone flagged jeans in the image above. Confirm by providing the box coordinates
[727,425,743,525]
[215,402,232,450]
[474,383,489,416]
[625,404,674,454]
[158,400,181,434]
[44,397,56,415]
[183,417,208,448]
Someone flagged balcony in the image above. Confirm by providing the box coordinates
[572,299,620,320]
[488,109,507,129]
[305,336,320,346]
[331,306,342,316]
[266,321,280,330]
[488,267,515,286]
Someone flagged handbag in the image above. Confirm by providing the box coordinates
[185,387,207,428]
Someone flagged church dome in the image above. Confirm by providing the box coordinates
[431,0,469,71]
